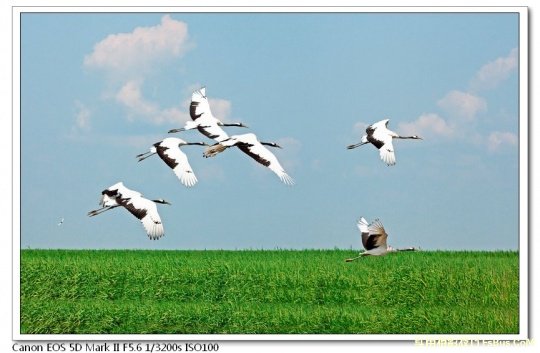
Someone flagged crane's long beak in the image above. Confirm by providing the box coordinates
[168,128,185,133]
[152,199,172,205]
[261,142,282,148]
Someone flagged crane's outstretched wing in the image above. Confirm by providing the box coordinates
[190,87,211,121]
[379,140,396,166]
[197,125,229,142]
[118,196,165,240]
[366,119,396,166]
[155,143,198,187]
[357,217,371,249]
[237,142,294,185]
[189,88,230,142]
[99,182,138,207]
[362,218,388,250]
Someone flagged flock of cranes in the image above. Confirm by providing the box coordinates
[87,86,422,257]
[88,87,295,240]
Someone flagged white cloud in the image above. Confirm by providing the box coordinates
[74,100,91,130]
[68,101,92,141]
[469,48,518,92]
[350,48,518,154]
[487,131,518,151]
[398,113,454,138]
[437,90,487,120]
[84,15,190,75]
[84,17,234,129]
[114,80,188,124]
[115,80,159,118]
[114,80,233,126]
[208,98,232,122]
[353,121,369,136]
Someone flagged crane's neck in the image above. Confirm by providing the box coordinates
[395,135,420,139]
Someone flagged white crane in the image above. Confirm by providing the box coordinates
[346,217,419,262]
[168,87,248,142]
[57,218,64,226]
[87,182,171,240]
[203,133,294,185]
[347,119,422,166]
[136,137,208,187]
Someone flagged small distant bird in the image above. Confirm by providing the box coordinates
[347,119,422,166]
[136,137,208,187]
[168,87,248,142]
[203,133,294,185]
[87,182,171,240]
[57,218,64,226]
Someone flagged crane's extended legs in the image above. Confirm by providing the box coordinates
[136,151,156,162]
[345,254,366,262]
[347,141,368,149]
[87,205,118,217]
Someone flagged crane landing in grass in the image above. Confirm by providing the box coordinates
[347,119,422,166]
[87,182,171,240]
[345,217,418,262]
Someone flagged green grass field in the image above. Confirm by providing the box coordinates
[20,249,519,335]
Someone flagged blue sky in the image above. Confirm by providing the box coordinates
[19,11,521,250]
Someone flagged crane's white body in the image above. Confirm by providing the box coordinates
[367,119,399,166]
[137,137,205,187]
[203,133,294,185]
[88,182,169,240]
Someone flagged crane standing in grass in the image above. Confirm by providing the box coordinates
[136,137,208,188]
[87,182,171,240]
[347,119,422,166]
